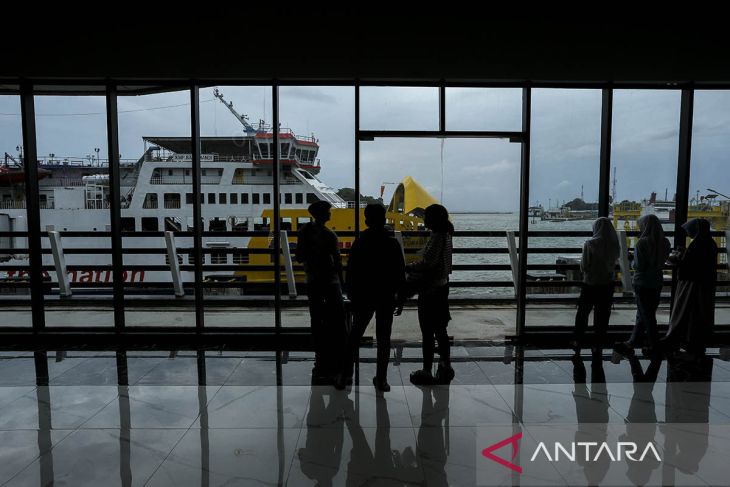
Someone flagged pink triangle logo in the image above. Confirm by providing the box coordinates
[481,432,523,474]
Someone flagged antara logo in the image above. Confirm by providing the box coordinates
[530,441,661,463]
[482,432,661,474]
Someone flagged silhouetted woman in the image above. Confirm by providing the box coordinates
[403,204,454,385]
[573,217,620,356]
[663,218,717,358]
[616,214,671,358]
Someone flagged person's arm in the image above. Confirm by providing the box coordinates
[346,239,361,299]
[580,242,590,275]
[295,225,308,263]
[331,232,344,285]
[393,240,407,316]
[408,234,444,273]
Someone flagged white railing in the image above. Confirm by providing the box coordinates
[0,201,55,209]
[149,176,222,185]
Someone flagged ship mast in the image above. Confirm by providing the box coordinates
[213,88,258,135]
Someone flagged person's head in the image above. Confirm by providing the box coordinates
[637,214,662,237]
[424,204,454,234]
[682,218,711,239]
[592,216,614,237]
[364,203,386,229]
[308,200,332,223]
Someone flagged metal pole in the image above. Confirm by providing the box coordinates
[515,88,531,338]
[273,84,281,332]
[106,84,125,330]
[439,81,446,133]
[191,85,205,329]
[675,88,694,243]
[598,88,613,217]
[20,82,44,330]
[354,83,361,236]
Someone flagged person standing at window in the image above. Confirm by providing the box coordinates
[615,214,671,358]
[296,200,346,382]
[663,218,718,359]
[338,204,405,392]
[572,217,620,357]
[399,204,454,385]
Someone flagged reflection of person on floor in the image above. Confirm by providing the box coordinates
[571,355,610,485]
[401,204,455,386]
[415,385,450,486]
[298,387,345,486]
[622,353,662,486]
[661,355,713,485]
[573,217,620,357]
[296,200,346,381]
[616,214,671,358]
[663,218,718,359]
[339,203,405,392]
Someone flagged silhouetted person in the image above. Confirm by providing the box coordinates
[400,204,454,386]
[663,218,718,359]
[615,214,671,358]
[296,200,346,381]
[573,217,620,357]
[338,203,405,392]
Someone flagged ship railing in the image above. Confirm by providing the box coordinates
[149,176,222,185]
[0,201,55,209]
[163,201,181,209]
[39,179,86,187]
[232,176,301,185]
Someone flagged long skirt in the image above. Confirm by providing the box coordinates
[665,280,715,353]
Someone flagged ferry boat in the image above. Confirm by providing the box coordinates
[0,90,435,292]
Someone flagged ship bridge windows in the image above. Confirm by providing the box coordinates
[281,143,290,158]
[263,193,271,205]
[253,193,260,204]
[241,193,249,204]
[284,193,292,205]
[208,193,215,204]
[141,217,159,232]
[219,193,227,204]
[230,193,238,204]
[259,142,270,158]
[186,193,194,205]
[306,193,319,204]
[295,193,303,204]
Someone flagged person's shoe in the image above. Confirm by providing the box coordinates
[435,363,455,384]
[613,341,635,358]
[410,369,436,386]
[373,376,391,392]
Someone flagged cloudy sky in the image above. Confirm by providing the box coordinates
[1,87,729,212]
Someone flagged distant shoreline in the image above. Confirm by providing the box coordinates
[451,211,516,215]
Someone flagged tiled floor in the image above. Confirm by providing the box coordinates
[0,346,729,486]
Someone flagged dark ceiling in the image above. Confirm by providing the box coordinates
[2,16,728,86]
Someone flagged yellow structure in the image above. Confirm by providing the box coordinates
[237,177,439,284]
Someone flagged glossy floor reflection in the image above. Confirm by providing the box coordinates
[0,346,729,486]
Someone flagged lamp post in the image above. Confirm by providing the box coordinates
[94,147,100,166]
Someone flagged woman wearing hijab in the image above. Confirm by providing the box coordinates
[397,204,454,385]
[572,217,620,356]
[616,214,671,357]
[662,218,717,358]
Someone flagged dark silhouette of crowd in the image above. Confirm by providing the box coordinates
[295,200,455,391]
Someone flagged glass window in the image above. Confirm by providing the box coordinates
[219,193,227,204]
[230,193,238,205]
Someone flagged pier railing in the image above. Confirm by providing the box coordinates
[1,229,728,306]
